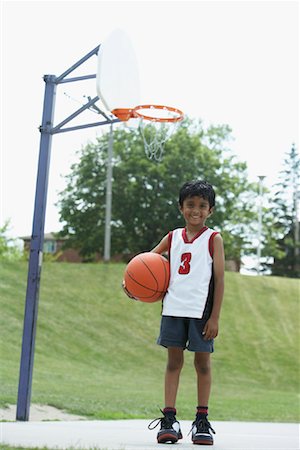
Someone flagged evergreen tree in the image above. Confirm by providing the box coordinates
[271,144,300,277]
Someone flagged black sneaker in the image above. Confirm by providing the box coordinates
[190,416,216,445]
[148,408,183,444]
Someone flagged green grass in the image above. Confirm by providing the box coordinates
[0,261,299,423]
[0,447,49,450]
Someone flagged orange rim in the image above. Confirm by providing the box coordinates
[133,104,184,123]
[111,105,184,122]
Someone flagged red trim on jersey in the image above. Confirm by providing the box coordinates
[162,231,173,315]
[208,232,219,258]
[168,231,173,261]
[182,226,208,243]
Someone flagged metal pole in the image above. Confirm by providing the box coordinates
[16,75,57,421]
[291,144,299,260]
[104,123,113,262]
[16,45,118,421]
[257,175,265,275]
[294,190,299,258]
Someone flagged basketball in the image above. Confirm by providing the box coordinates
[124,252,170,303]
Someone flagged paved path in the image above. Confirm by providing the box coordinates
[1,420,299,450]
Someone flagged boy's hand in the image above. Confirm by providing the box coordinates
[202,317,219,340]
[122,280,138,301]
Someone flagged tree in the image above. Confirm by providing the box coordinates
[270,144,300,277]
[57,118,257,262]
[0,220,22,261]
[58,141,108,260]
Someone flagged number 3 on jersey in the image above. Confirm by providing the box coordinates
[179,252,192,274]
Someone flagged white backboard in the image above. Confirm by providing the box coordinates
[96,29,140,113]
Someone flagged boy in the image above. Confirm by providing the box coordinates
[148,180,225,445]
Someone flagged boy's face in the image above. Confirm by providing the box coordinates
[180,195,213,228]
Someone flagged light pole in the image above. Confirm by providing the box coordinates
[104,122,113,262]
[257,175,266,275]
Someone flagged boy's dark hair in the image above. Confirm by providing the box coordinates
[179,180,216,208]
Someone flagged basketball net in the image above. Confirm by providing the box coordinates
[138,119,178,162]
[113,105,184,162]
[136,105,183,162]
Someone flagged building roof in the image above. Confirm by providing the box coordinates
[19,233,67,241]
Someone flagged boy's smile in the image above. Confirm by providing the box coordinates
[180,196,212,230]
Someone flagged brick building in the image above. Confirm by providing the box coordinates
[20,233,83,262]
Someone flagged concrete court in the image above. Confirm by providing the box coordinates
[1,420,299,450]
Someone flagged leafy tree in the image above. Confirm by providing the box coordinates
[58,141,107,260]
[269,144,300,277]
[0,220,23,261]
[57,118,257,262]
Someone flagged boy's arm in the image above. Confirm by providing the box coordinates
[203,233,225,340]
[151,234,169,254]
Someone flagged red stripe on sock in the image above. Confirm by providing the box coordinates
[197,406,208,414]
[163,407,176,415]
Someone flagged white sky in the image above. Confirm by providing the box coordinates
[1,0,299,238]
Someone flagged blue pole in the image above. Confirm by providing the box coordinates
[16,75,57,421]
[16,44,117,422]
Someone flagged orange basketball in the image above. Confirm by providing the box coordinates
[124,252,170,303]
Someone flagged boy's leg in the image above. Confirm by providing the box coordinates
[149,347,183,443]
[192,352,215,445]
[165,347,184,407]
[194,352,211,405]
[152,317,185,443]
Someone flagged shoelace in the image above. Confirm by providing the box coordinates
[188,417,216,436]
[148,409,176,430]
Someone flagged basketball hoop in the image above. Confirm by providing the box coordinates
[112,105,184,161]
[96,30,184,161]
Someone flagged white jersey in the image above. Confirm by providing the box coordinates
[162,227,219,319]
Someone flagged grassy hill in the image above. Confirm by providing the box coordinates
[0,260,299,423]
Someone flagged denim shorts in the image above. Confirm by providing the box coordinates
[157,315,214,353]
